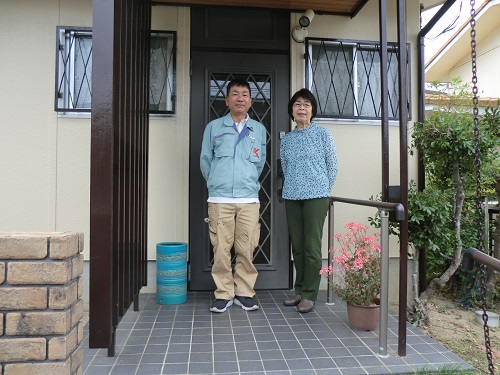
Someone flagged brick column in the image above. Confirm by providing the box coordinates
[0,232,84,375]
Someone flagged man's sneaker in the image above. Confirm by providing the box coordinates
[233,296,259,311]
[210,299,233,313]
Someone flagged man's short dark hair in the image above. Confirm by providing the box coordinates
[226,79,252,97]
[288,88,318,120]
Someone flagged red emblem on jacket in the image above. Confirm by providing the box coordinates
[253,147,260,158]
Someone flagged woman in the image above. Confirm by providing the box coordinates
[280,88,338,313]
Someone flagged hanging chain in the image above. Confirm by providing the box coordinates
[470,1,495,373]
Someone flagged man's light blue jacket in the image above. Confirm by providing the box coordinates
[200,113,267,198]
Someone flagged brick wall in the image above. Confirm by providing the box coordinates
[0,232,84,375]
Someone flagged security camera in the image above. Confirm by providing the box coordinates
[299,9,315,28]
[292,10,315,43]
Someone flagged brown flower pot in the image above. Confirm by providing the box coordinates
[346,300,380,331]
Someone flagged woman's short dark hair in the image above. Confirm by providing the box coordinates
[288,88,318,121]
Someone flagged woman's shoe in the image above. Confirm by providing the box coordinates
[283,295,302,306]
[296,298,314,313]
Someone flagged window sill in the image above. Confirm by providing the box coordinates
[56,112,176,120]
[313,117,401,126]
[57,112,91,119]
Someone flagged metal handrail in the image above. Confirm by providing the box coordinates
[327,196,405,357]
[463,247,500,272]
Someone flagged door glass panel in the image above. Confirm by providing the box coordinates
[208,73,272,266]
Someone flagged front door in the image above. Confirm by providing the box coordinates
[189,8,290,291]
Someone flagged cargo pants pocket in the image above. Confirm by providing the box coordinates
[205,205,218,247]
[251,222,261,249]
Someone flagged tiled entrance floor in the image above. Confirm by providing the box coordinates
[83,290,475,375]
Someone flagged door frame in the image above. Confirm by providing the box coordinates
[188,7,291,291]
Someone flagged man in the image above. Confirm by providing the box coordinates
[200,79,267,313]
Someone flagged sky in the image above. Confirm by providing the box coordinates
[421,0,486,62]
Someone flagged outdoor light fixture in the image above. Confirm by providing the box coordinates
[292,9,315,43]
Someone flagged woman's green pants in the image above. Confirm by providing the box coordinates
[285,197,329,301]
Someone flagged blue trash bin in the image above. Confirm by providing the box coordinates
[156,242,187,304]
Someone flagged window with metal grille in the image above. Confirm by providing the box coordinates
[55,27,176,114]
[305,38,410,121]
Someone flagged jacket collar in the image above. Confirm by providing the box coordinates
[223,113,250,127]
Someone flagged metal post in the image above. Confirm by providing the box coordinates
[379,209,389,356]
[379,0,389,203]
[396,0,409,356]
[327,198,335,304]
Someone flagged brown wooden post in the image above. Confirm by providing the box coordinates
[90,0,150,355]
[90,0,118,352]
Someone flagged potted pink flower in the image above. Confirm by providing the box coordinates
[320,222,381,330]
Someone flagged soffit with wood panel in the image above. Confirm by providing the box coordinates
[152,0,369,17]
[425,1,500,81]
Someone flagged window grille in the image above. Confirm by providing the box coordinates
[149,31,176,114]
[55,27,176,114]
[305,38,410,121]
[55,27,92,112]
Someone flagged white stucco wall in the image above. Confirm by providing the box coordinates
[148,6,191,259]
[0,1,189,261]
[291,0,420,260]
[0,0,92,238]
[0,0,421,303]
[289,1,421,301]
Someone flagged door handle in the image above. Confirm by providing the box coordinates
[277,159,284,202]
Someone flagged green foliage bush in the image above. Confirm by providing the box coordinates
[406,183,454,282]
[409,78,500,301]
